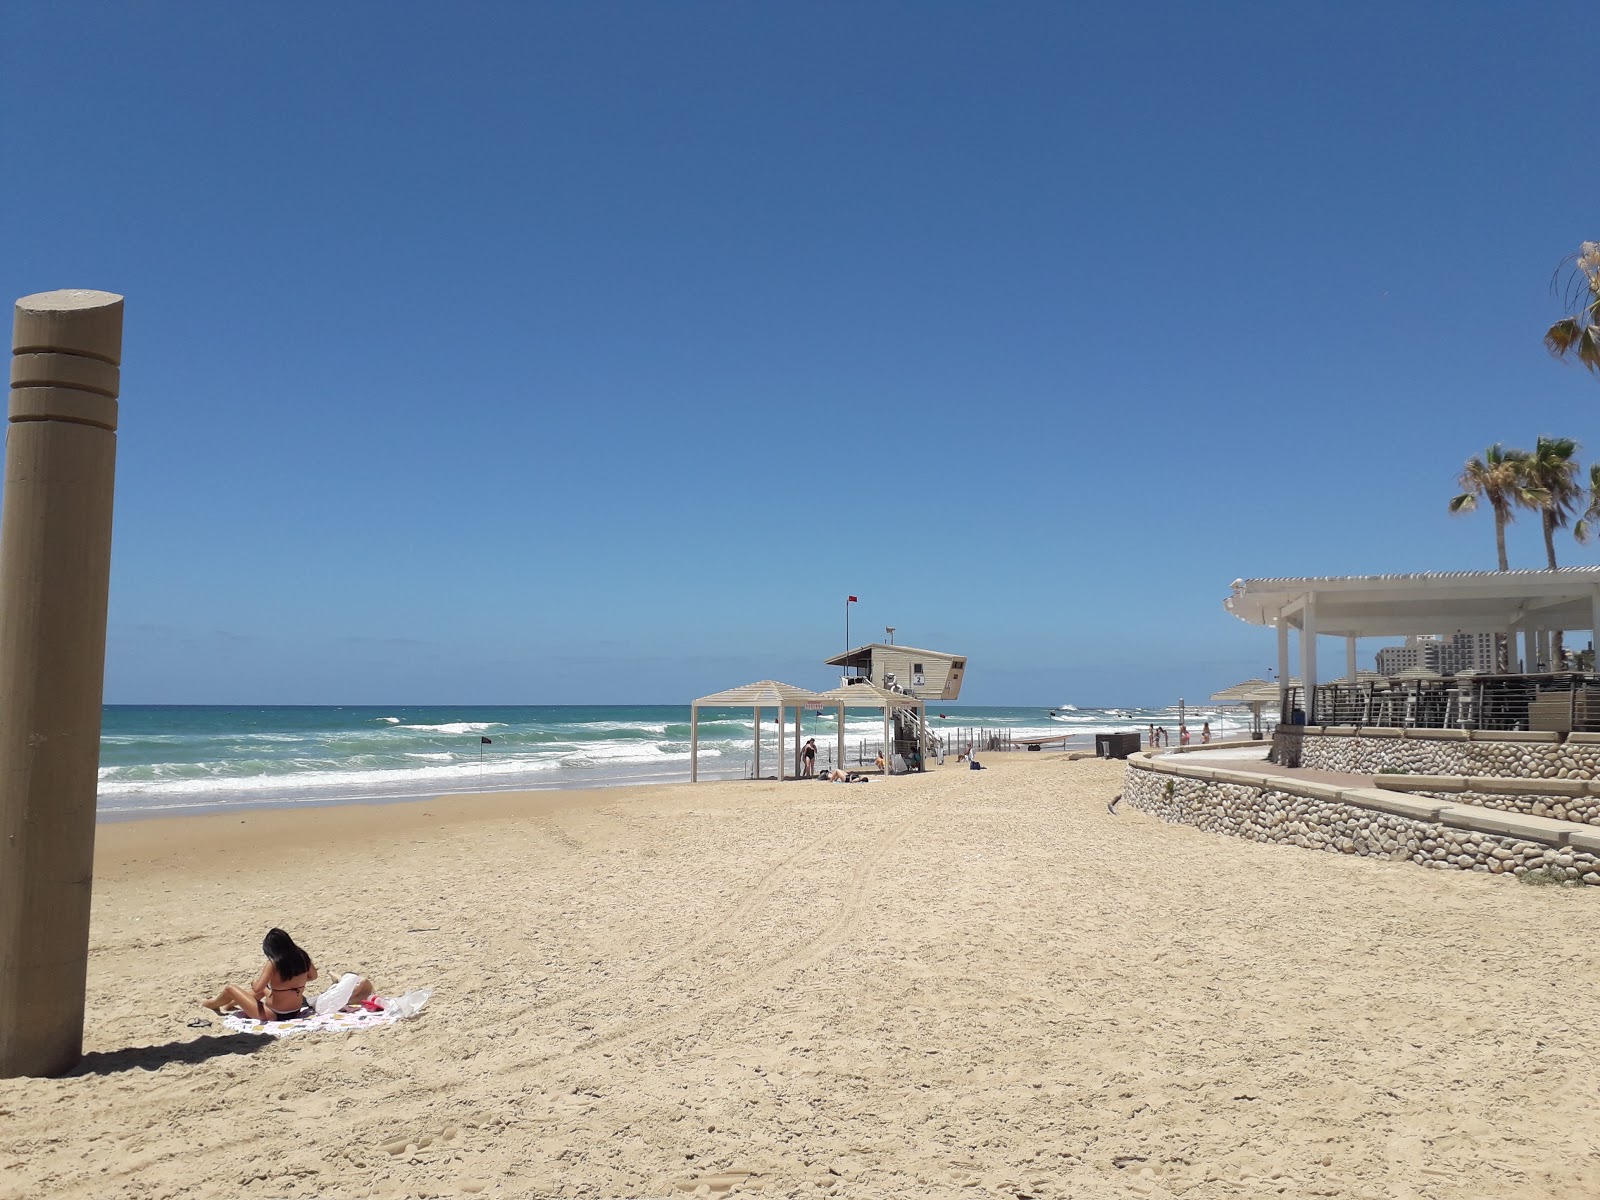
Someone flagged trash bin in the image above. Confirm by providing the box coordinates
[1095,732,1142,759]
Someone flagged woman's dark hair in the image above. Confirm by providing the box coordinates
[262,928,311,979]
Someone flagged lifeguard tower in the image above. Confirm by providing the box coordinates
[824,642,965,765]
[825,642,966,700]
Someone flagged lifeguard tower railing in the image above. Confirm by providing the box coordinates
[1282,673,1600,733]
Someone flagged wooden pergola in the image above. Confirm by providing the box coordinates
[689,680,825,783]
[1225,567,1600,722]
[812,681,928,773]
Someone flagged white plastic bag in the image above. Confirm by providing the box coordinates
[380,988,432,1019]
[313,972,363,1016]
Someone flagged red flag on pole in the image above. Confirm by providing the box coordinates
[847,595,858,603]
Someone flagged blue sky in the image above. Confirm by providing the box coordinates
[4,2,1596,705]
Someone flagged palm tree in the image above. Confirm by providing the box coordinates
[1574,463,1600,545]
[1449,445,1545,571]
[1545,241,1600,376]
[1522,436,1582,664]
[1523,436,1583,569]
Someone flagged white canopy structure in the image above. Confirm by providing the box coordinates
[813,681,927,773]
[1209,678,1281,739]
[1225,567,1600,721]
[689,680,825,783]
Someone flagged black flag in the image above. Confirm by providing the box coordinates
[480,736,493,745]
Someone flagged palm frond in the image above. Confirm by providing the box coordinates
[1449,492,1477,514]
[1580,325,1600,375]
[1547,316,1582,357]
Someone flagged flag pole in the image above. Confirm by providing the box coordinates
[845,595,856,679]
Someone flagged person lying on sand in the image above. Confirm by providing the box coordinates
[202,927,375,1021]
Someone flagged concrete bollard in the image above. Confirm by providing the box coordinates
[0,289,123,1078]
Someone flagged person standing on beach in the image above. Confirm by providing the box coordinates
[801,737,817,777]
[1149,724,1158,748]
[1202,721,1211,744]
[1179,724,1190,746]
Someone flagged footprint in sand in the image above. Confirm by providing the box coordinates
[673,1170,755,1195]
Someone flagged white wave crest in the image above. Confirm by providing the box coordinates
[398,721,504,734]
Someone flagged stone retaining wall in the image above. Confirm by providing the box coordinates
[1122,759,1600,885]
[1415,790,1600,826]
[1271,726,1600,779]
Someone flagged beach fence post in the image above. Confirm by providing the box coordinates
[689,703,699,782]
[0,290,123,1078]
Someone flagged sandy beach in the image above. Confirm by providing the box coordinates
[3,754,1598,1199]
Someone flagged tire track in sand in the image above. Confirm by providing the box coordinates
[518,799,921,1069]
[42,799,913,1197]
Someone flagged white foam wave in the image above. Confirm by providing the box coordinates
[375,716,401,724]
[99,754,565,798]
[397,721,504,734]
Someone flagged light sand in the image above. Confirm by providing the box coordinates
[3,755,1598,1199]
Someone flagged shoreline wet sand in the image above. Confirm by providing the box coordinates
[4,754,1597,1198]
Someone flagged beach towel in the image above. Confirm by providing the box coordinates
[221,974,432,1038]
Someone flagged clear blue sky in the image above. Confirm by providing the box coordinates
[4,2,1595,705]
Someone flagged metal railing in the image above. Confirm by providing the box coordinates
[1283,673,1600,733]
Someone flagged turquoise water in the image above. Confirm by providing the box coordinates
[97,702,1257,817]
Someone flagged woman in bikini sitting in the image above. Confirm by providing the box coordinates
[203,928,373,1022]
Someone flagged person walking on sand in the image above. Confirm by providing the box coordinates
[1179,724,1190,746]
[1202,721,1211,744]
[203,927,375,1021]
[801,737,817,777]
[1148,723,1158,748]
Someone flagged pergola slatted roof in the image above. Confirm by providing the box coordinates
[813,682,924,709]
[1225,566,1600,636]
[693,680,825,707]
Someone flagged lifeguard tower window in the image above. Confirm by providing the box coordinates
[913,664,925,686]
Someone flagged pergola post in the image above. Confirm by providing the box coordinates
[836,703,846,770]
[778,704,786,781]
[1276,617,1290,724]
[882,705,891,772]
[0,290,123,1079]
[690,703,699,782]
[1300,597,1318,722]
[1592,591,1600,665]
[1346,637,1358,684]
[1525,627,1538,674]
[753,706,761,779]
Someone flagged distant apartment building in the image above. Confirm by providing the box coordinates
[1375,633,1500,676]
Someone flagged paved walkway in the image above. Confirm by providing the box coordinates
[1150,745,1375,790]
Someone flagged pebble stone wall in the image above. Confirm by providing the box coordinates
[1122,764,1600,885]
[1413,790,1600,826]
[1273,727,1600,778]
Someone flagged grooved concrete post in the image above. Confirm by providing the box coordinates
[0,290,123,1078]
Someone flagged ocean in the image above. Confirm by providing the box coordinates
[96,702,1265,818]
